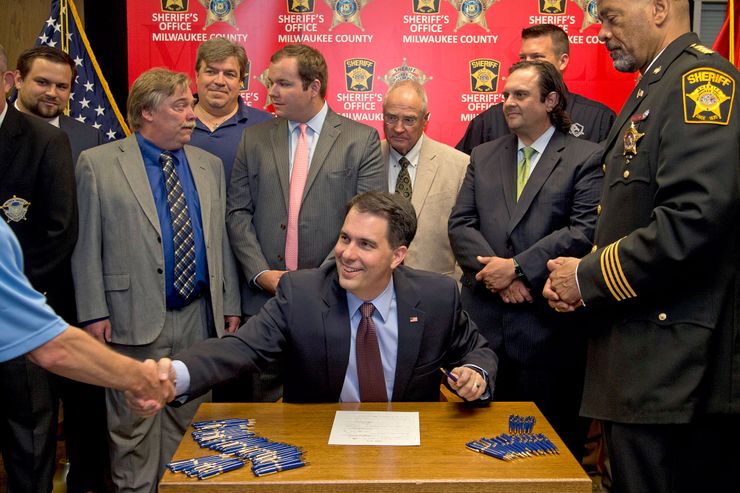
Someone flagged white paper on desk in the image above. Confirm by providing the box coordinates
[328,411,420,446]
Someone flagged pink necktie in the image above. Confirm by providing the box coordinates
[285,123,309,271]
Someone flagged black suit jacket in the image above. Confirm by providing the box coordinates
[0,104,77,321]
[177,263,497,402]
[448,131,602,365]
[59,115,104,164]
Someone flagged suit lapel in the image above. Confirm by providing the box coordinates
[184,146,210,245]
[391,268,424,401]
[303,109,340,200]
[0,105,23,179]
[411,137,440,216]
[118,136,161,234]
[322,273,352,399]
[509,132,565,233]
[271,119,291,209]
[498,134,518,218]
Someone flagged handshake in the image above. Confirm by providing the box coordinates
[124,358,178,417]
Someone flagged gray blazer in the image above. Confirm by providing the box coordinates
[72,135,240,345]
[382,136,468,279]
[226,106,385,315]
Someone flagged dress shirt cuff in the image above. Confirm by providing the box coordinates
[463,364,492,400]
[251,270,269,291]
[171,360,192,403]
[574,263,586,307]
[80,316,109,327]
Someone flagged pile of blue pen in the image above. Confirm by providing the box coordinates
[166,418,307,479]
[466,414,559,461]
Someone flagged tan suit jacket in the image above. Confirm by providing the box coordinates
[382,136,468,279]
[72,135,240,345]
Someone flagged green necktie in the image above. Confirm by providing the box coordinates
[517,147,536,201]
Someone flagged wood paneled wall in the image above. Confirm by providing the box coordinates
[0,0,85,72]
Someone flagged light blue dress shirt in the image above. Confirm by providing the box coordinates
[340,278,398,402]
[287,101,328,175]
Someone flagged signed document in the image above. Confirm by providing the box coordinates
[328,411,421,446]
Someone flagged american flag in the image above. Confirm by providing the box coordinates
[35,0,129,140]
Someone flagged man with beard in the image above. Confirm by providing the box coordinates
[0,43,76,493]
[15,47,104,163]
[13,45,108,493]
[544,1,739,491]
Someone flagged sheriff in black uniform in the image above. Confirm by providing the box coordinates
[543,1,739,492]
[456,24,615,154]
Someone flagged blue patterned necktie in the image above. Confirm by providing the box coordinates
[159,151,196,299]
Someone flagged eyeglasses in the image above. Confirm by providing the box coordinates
[383,115,420,127]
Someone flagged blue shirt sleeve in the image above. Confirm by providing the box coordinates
[0,221,68,362]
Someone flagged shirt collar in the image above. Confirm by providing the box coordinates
[288,100,328,136]
[643,46,668,76]
[0,102,7,129]
[135,132,187,165]
[13,100,59,127]
[389,133,424,168]
[346,276,395,324]
[518,125,555,156]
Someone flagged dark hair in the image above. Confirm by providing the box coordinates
[346,192,417,249]
[521,24,570,56]
[270,44,328,99]
[195,37,248,79]
[509,60,572,133]
[16,46,77,84]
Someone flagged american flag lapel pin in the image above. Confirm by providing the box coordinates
[409,316,418,323]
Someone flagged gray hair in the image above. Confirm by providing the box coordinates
[127,68,191,131]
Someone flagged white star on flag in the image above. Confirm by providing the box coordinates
[29,0,128,140]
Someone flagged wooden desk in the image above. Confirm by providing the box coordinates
[159,402,590,493]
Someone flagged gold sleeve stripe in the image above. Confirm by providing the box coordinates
[599,239,637,301]
[600,244,624,301]
[611,238,637,298]
[606,243,632,300]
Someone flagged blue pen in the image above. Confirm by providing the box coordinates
[439,367,458,382]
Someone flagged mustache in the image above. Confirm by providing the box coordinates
[181,122,196,130]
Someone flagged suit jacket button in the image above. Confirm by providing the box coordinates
[658,312,667,321]
[157,268,163,274]
[591,244,598,252]
[602,164,606,173]
[623,170,630,179]
[597,204,602,215]
[280,224,286,230]
[277,254,284,261]
[157,236,162,243]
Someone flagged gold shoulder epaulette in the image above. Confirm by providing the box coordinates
[688,43,714,56]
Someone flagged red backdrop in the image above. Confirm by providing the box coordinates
[127,0,634,146]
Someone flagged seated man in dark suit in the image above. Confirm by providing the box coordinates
[150,191,497,404]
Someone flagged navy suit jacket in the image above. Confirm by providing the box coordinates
[448,131,602,366]
[177,263,498,402]
[59,115,105,164]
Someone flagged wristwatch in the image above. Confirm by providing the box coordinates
[513,258,525,279]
